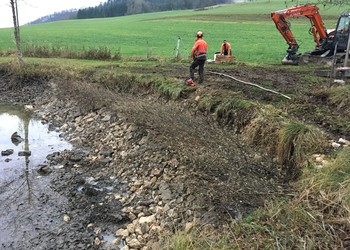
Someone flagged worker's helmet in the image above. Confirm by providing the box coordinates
[196,31,203,38]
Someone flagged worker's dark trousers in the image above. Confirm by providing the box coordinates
[223,49,232,56]
[190,54,206,83]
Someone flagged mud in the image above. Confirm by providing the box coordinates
[0,61,348,249]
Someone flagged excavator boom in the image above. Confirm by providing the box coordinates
[271,4,329,64]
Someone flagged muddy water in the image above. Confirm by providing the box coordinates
[0,103,72,248]
[0,103,72,178]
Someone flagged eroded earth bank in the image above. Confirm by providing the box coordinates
[2,62,342,249]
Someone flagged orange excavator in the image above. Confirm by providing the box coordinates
[271,4,350,65]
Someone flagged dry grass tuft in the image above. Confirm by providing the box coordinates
[242,105,284,156]
[214,97,256,132]
[277,121,328,177]
[300,147,350,220]
[326,85,350,115]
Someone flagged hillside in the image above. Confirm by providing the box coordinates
[27,9,78,25]
[0,0,346,64]
[27,0,232,25]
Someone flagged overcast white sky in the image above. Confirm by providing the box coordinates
[0,0,106,28]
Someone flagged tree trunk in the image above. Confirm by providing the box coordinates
[10,0,24,68]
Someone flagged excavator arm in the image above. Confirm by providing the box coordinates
[271,4,329,64]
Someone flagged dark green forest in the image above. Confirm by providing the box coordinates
[28,0,248,25]
[76,0,233,19]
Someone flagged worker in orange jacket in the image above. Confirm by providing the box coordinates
[220,40,231,56]
[186,31,208,86]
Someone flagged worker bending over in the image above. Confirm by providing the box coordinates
[220,40,231,56]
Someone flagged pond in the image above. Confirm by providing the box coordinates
[0,102,71,180]
[0,102,72,247]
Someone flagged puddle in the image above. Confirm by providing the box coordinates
[0,102,71,181]
[100,232,125,248]
[0,102,72,247]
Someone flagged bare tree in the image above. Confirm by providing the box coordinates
[10,0,24,67]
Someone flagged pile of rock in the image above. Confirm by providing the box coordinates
[35,93,198,249]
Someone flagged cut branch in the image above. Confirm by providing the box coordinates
[208,71,291,100]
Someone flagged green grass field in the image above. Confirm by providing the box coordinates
[0,0,347,64]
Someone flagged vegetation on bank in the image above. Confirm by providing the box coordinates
[1,56,349,248]
[0,0,349,248]
[166,147,350,249]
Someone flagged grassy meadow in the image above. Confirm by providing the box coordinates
[0,0,347,64]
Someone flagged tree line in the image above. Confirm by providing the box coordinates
[76,0,232,19]
[28,10,78,25]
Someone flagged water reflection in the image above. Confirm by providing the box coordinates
[0,102,71,199]
[0,102,73,246]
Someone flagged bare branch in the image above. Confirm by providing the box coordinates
[208,71,291,100]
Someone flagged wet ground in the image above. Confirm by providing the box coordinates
[0,103,71,173]
[0,61,349,249]
[0,102,73,249]
[0,101,135,250]
[0,75,285,249]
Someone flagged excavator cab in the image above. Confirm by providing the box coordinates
[333,12,350,52]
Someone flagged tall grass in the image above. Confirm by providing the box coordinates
[326,85,350,115]
[22,44,121,60]
[277,121,328,177]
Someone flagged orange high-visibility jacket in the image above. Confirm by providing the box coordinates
[221,42,231,55]
[191,38,208,58]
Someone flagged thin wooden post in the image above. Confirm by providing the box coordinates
[175,36,181,58]
[343,31,350,67]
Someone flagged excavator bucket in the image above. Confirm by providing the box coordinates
[281,55,299,65]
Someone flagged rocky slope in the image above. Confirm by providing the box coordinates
[0,72,286,249]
